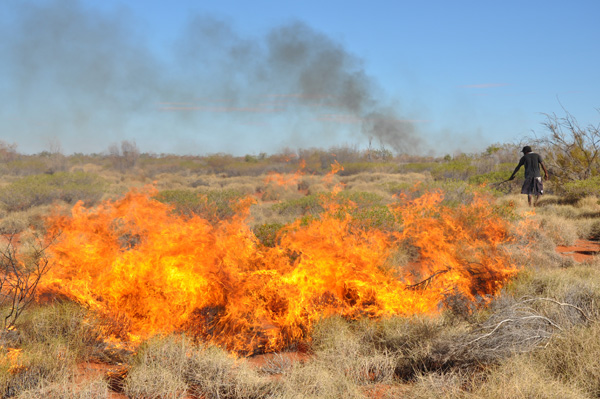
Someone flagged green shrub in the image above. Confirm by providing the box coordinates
[431,158,477,180]
[271,193,326,217]
[338,191,386,207]
[154,189,245,221]
[4,158,49,176]
[561,175,600,201]
[0,172,106,212]
[350,205,396,231]
[253,223,285,247]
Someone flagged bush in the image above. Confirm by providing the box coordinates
[0,172,106,212]
[13,377,109,399]
[533,322,600,396]
[125,335,271,399]
[253,223,285,247]
[471,357,586,399]
[16,302,104,362]
[561,175,600,201]
[338,162,399,176]
[185,344,270,399]
[431,158,477,180]
[154,189,245,222]
[0,342,76,396]
[271,193,326,217]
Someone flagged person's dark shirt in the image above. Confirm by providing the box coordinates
[517,153,544,179]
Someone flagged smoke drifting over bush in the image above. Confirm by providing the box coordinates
[1,0,420,154]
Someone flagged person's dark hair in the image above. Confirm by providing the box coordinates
[521,146,532,154]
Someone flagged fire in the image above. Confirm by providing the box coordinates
[264,160,306,187]
[324,160,344,183]
[38,186,517,354]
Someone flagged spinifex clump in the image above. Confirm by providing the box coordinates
[38,187,516,354]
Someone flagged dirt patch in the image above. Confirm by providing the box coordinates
[556,239,600,262]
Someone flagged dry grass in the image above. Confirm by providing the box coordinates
[273,362,365,399]
[310,317,396,385]
[471,356,587,399]
[0,158,599,397]
[124,365,188,399]
[124,335,272,399]
[15,302,105,362]
[13,377,109,399]
[185,345,270,399]
[0,342,77,396]
[533,322,600,396]
[537,214,580,246]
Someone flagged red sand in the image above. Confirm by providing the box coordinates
[556,239,600,262]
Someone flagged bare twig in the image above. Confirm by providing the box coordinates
[520,296,591,323]
[405,269,449,290]
[0,231,56,330]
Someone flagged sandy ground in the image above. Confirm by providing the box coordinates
[555,238,600,262]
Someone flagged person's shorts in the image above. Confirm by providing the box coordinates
[521,177,543,195]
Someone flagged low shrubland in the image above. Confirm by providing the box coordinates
[0,171,106,212]
[0,144,598,398]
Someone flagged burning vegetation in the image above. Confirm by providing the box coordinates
[37,181,517,355]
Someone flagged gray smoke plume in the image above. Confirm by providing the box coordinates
[0,0,420,154]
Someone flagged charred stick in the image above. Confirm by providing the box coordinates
[405,269,450,290]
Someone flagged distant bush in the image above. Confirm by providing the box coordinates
[154,189,245,222]
[399,162,438,174]
[431,158,477,180]
[338,162,399,176]
[0,172,106,212]
[4,158,50,176]
[468,163,516,186]
[380,182,417,196]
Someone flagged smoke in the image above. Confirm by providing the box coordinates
[0,0,420,154]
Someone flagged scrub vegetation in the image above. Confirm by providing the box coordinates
[1,130,600,398]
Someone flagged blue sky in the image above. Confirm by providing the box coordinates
[1,0,598,156]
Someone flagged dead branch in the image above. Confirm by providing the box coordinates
[0,231,56,330]
[520,296,591,323]
[405,269,449,290]
[467,315,561,346]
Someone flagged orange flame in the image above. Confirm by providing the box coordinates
[323,160,344,183]
[38,187,517,354]
[264,160,306,188]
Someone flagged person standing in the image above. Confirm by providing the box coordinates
[509,146,549,207]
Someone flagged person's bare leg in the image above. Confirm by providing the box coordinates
[533,195,540,207]
[527,194,533,207]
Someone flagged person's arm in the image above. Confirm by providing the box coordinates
[509,160,523,180]
[540,161,549,180]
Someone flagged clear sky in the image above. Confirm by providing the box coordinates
[1,0,598,156]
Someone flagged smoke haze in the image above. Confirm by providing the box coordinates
[1,0,421,155]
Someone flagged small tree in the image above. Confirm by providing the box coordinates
[108,140,140,172]
[0,140,18,163]
[0,233,53,329]
[539,109,600,188]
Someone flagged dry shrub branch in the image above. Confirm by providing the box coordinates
[0,233,53,330]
